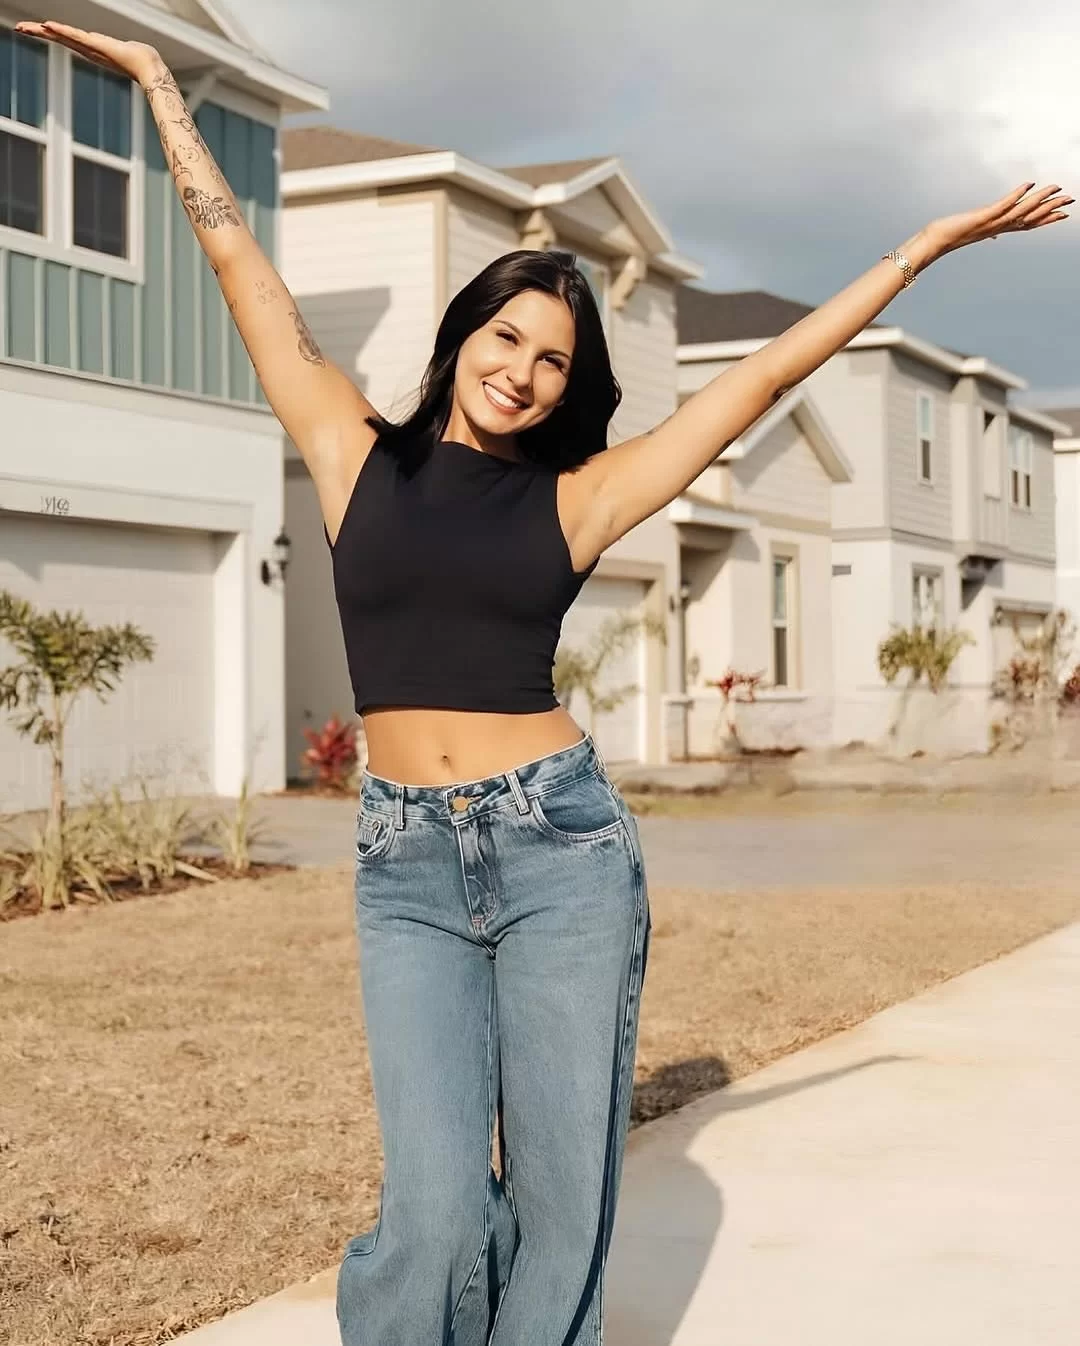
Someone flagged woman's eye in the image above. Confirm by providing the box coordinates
[545,356,565,370]
[497,330,515,343]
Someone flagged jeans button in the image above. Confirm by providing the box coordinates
[451,795,470,812]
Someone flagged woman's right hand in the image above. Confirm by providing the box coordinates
[15,20,162,88]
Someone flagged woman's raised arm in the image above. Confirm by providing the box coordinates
[16,21,377,528]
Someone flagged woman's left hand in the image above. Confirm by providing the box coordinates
[926,181,1072,258]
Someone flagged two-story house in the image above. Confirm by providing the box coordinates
[1050,409,1080,658]
[677,289,1067,753]
[279,128,704,767]
[0,3,326,813]
[277,130,857,767]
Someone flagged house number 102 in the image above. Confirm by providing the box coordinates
[40,496,71,516]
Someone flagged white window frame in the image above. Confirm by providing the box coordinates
[0,21,144,283]
[916,389,934,484]
[1008,424,1034,511]
[770,549,800,688]
[911,565,944,630]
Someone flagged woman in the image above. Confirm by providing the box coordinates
[19,19,1069,1345]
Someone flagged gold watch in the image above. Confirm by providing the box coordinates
[883,249,916,288]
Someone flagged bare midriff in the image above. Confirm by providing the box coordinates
[360,705,588,787]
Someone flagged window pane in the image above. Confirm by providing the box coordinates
[73,156,128,257]
[1011,468,1020,505]
[920,439,932,479]
[72,59,131,157]
[101,70,131,157]
[772,558,788,621]
[1024,475,1032,509]
[773,626,788,687]
[0,127,44,234]
[918,394,932,438]
[0,31,10,120]
[14,31,47,127]
[72,60,99,146]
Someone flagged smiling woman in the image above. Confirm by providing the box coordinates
[13,15,1073,1346]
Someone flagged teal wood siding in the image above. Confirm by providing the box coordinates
[0,96,276,405]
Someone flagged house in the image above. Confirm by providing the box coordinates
[1051,408,1080,642]
[0,3,326,814]
[279,128,707,767]
[678,289,1068,753]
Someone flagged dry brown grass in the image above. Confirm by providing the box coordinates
[3,862,1080,1344]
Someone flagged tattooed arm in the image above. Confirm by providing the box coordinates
[15,22,379,535]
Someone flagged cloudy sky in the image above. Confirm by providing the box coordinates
[231,0,1078,404]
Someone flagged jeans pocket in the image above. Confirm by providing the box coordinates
[355,809,396,863]
[530,770,625,842]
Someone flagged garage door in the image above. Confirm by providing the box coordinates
[0,515,216,814]
[558,576,648,764]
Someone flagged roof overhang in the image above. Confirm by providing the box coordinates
[73,0,328,112]
[1055,436,1080,454]
[282,150,702,280]
[1008,405,1074,437]
[666,499,756,530]
[677,326,1028,391]
[720,386,854,483]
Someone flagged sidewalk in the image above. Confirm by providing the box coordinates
[176,918,1080,1345]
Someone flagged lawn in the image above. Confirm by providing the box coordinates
[3,856,1080,1344]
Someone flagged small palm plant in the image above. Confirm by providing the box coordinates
[0,589,154,908]
[554,611,667,733]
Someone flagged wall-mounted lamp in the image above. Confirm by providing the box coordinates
[668,579,692,613]
[260,528,292,586]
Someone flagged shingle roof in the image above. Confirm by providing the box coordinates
[677,286,884,344]
[498,157,613,186]
[282,127,443,171]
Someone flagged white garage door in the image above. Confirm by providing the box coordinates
[0,515,216,814]
[558,576,648,764]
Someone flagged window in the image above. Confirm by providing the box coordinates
[916,390,934,482]
[71,58,133,258]
[0,25,142,279]
[771,554,797,687]
[912,568,943,629]
[1009,425,1033,509]
[0,27,47,235]
[982,409,1002,500]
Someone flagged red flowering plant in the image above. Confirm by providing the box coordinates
[704,668,764,753]
[300,713,358,792]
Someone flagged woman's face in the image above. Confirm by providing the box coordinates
[450,289,576,441]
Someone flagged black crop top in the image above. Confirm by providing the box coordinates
[325,438,598,715]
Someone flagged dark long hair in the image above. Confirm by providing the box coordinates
[366,249,622,473]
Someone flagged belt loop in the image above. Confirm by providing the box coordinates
[394,784,405,830]
[505,768,530,815]
[589,731,608,774]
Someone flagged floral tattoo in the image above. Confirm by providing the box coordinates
[290,311,326,366]
[182,187,240,229]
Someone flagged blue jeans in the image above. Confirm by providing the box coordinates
[336,732,651,1345]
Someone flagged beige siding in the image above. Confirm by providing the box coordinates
[280,192,436,419]
[552,186,624,240]
[729,417,831,524]
[885,352,954,539]
[446,189,520,299]
[1006,431,1056,562]
[806,350,890,531]
[610,276,677,442]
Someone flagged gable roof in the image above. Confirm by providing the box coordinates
[97,0,326,111]
[283,128,442,171]
[1049,407,1080,436]
[280,138,701,279]
[677,286,1027,392]
[724,386,854,483]
[499,157,613,187]
[677,287,884,343]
